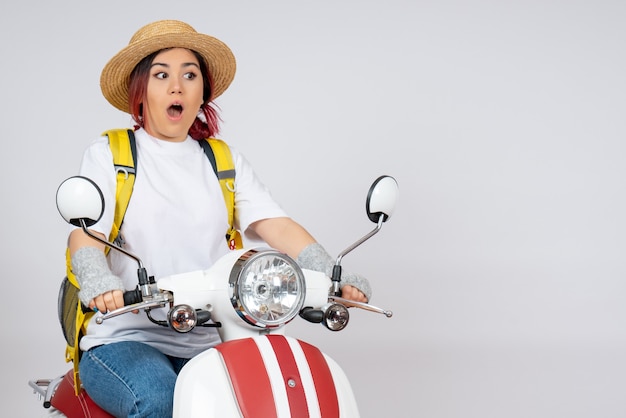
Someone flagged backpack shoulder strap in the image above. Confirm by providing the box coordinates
[102,128,137,248]
[199,138,242,250]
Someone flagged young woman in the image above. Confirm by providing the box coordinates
[69,19,371,417]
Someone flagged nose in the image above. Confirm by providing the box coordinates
[169,78,182,94]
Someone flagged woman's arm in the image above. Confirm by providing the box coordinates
[69,228,107,255]
[250,217,369,302]
[249,217,315,259]
[69,228,125,312]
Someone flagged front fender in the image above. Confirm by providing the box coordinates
[173,335,359,418]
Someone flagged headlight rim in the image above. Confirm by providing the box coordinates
[229,248,306,329]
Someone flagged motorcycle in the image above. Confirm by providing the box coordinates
[30,174,399,417]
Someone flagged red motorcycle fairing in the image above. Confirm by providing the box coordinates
[216,335,340,418]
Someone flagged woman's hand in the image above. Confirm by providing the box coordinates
[341,285,368,303]
[89,289,125,313]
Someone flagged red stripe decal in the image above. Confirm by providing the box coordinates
[267,335,310,416]
[299,340,340,417]
[216,339,278,418]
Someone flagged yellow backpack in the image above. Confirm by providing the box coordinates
[58,128,242,394]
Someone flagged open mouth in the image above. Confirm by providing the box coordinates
[167,103,184,118]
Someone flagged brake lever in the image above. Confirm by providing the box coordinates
[95,294,172,324]
[328,295,393,318]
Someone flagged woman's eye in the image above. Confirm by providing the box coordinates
[154,72,167,80]
[184,72,197,80]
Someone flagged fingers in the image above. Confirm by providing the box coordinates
[90,289,125,313]
[341,285,368,303]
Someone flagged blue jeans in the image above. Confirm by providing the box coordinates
[79,341,190,417]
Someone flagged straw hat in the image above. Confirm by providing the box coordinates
[100,20,236,113]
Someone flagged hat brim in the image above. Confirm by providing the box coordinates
[100,32,236,113]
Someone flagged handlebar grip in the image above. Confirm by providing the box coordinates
[123,287,143,305]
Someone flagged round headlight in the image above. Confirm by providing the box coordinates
[230,249,306,328]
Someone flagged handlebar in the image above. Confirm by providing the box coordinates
[95,292,171,324]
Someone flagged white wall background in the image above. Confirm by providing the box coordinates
[2,1,625,417]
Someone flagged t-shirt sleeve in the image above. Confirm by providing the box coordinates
[68,136,117,239]
[230,146,288,233]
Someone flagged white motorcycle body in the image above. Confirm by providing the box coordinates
[156,252,359,417]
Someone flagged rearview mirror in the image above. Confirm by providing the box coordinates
[366,175,399,223]
[56,176,104,227]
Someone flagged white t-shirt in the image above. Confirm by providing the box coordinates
[74,129,287,357]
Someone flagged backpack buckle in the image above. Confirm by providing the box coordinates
[115,165,136,180]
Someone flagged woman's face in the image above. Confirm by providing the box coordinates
[143,48,205,142]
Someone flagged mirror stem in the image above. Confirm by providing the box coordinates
[80,220,144,268]
[331,214,385,295]
[79,220,150,291]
